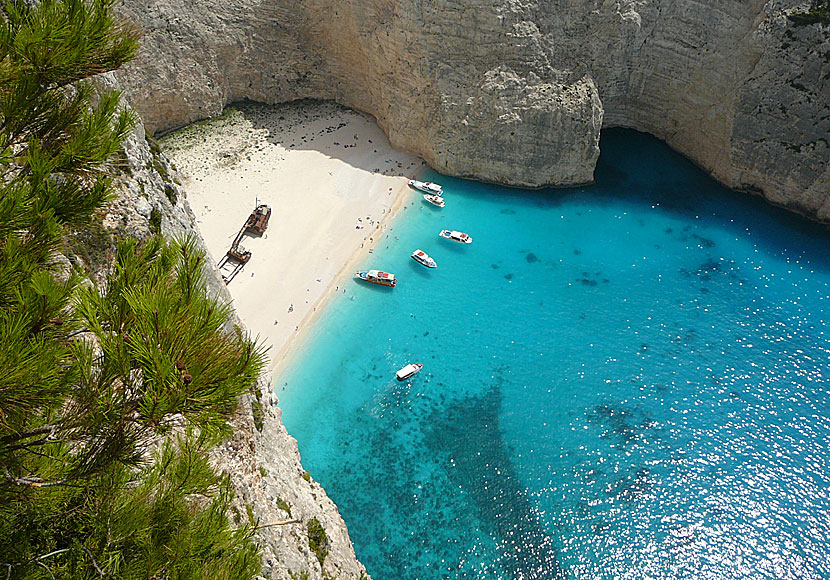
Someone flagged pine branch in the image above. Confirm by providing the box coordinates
[0,548,71,580]
[34,560,56,580]
[64,326,90,339]
[2,436,67,452]
[80,545,107,578]
[1,2,260,577]
[0,423,59,444]
[2,473,71,487]
[255,519,302,529]
[17,444,68,462]
[32,549,70,562]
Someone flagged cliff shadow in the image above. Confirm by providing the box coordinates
[594,129,830,272]
[234,99,830,273]
[233,98,426,180]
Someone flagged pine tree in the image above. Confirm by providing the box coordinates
[0,1,265,577]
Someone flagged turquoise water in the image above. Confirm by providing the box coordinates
[276,129,830,580]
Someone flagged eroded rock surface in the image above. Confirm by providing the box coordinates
[116,0,828,216]
[214,389,371,580]
[104,3,829,578]
[95,84,368,579]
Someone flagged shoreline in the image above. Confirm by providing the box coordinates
[268,175,415,376]
[160,100,425,388]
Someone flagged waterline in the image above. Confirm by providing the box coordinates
[277,129,830,580]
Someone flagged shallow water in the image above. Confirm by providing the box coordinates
[276,129,830,580]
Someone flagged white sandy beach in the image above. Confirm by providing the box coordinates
[161,101,424,375]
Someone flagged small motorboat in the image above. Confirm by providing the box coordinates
[439,229,473,244]
[411,249,437,268]
[423,194,445,207]
[355,269,397,287]
[408,180,443,195]
[396,362,423,381]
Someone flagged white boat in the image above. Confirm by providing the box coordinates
[408,180,443,195]
[411,249,437,268]
[439,229,473,244]
[423,194,445,207]
[355,269,397,287]
[396,362,423,381]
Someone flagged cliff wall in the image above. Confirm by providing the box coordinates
[104,3,828,577]
[99,86,369,579]
[114,0,828,218]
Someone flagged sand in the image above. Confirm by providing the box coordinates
[160,101,424,376]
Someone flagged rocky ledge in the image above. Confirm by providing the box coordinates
[103,1,828,577]
[214,387,370,580]
[114,0,828,219]
[98,95,369,579]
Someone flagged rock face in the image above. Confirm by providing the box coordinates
[115,0,827,215]
[103,3,828,578]
[117,0,605,187]
[213,388,371,580]
[99,87,369,580]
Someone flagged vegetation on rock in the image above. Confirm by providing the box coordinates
[788,0,830,25]
[306,517,329,567]
[148,205,161,233]
[252,398,265,432]
[275,495,292,517]
[0,0,265,577]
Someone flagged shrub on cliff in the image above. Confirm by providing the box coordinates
[306,517,329,567]
[0,0,264,577]
[788,0,830,25]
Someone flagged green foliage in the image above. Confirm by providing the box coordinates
[0,233,267,577]
[0,1,266,577]
[788,0,829,25]
[0,1,139,234]
[149,206,162,233]
[275,496,292,517]
[289,570,310,580]
[145,128,162,155]
[0,0,138,86]
[165,182,178,205]
[252,399,265,432]
[302,470,311,482]
[306,517,328,567]
[245,503,258,526]
[74,235,265,430]
[1,431,261,579]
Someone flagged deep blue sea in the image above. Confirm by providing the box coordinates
[276,129,830,580]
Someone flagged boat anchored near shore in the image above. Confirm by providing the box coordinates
[439,229,473,244]
[355,269,397,287]
[408,180,443,195]
[411,249,437,268]
[423,194,445,208]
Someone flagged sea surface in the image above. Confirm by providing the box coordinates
[276,129,830,580]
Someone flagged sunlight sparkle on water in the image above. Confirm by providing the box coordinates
[278,130,830,580]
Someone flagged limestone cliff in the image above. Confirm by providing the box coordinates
[103,3,828,578]
[213,388,371,580]
[99,87,369,579]
[114,0,827,218]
